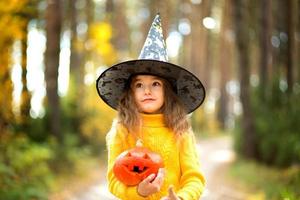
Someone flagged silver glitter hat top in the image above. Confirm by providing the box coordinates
[96,14,206,113]
[138,14,168,62]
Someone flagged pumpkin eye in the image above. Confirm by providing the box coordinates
[143,166,148,171]
[133,166,139,172]
[143,153,150,159]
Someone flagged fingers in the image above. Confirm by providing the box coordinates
[143,173,156,184]
[137,173,156,197]
[168,185,177,199]
[152,168,165,186]
[138,168,166,197]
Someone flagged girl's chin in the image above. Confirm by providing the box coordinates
[137,103,163,114]
[139,107,161,114]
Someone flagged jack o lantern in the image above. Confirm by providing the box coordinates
[113,147,164,186]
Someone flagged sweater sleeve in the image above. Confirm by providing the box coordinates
[106,122,148,200]
[176,131,205,200]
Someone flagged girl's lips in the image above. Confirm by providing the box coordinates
[142,98,155,102]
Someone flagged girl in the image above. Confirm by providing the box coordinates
[96,14,206,200]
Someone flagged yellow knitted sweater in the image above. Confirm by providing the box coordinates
[106,114,205,200]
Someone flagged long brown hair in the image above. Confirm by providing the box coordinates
[117,76,190,138]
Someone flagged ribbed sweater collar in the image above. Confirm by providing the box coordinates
[141,113,165,127]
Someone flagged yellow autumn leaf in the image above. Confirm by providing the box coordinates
[90,22,113,42]
[89,21,118,65]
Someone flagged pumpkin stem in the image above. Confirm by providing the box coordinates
[136,139,143,147]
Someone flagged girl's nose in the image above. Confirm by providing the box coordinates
[144,86,151,94]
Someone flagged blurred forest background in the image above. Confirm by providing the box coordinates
[0,0,299,199]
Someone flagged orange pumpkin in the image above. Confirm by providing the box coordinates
[113,147,164,186]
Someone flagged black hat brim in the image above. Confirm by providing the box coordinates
[96,59,205,113]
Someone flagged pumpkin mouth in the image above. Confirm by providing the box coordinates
[125,165,149,173]
[133,165,148,173]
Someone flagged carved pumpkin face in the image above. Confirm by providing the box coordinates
[113,147,164,186]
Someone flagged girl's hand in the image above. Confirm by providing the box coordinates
[160,185,182,200]
[137,168,165,197]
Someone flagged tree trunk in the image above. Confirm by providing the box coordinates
[232,0,257,158]
[286,0,296,93]
[296,0,300,83]
[0,43,14,134]
[157,0,172,35]
[67,0,84,135]
[190,0,211,89]
[69,0,81,79]
[20,20,31,127]
[297,0,300,83]
[69,0,85,104]
[105,0,114,13]
[202,0,213,91]
[259,0,272,99]
[85,0,94,62]
[217,0,232,129]
[110,0,129,52]
[190,2,202,77]
[179,0,192,71]
[45,0,62,141]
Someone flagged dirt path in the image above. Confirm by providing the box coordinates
[62,136,247,200]
[198,136,247,200]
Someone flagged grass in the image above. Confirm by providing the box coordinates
[48,156,107,200]
[227,159,300,200]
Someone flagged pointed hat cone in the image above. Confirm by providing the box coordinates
[138,14,168,62]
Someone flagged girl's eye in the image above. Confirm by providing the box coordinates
[135,83,143,88]
[153,81,161,87]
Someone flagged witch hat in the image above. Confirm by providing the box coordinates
[96,14,205,113]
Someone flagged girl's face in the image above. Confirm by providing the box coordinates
[131,75,164,114]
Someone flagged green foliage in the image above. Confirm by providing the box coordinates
[229,159,300,200]
[79,83,116,154]
[191,107,221,138]
[22,115,50,142]
[254,82,300,167]
[60,75,83,137]
[0,135,53,200]
[1,82,112,199]
[49,133,94,173]
[235,79,300,167]
[1,71,115,198]
[233,116,243,154]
